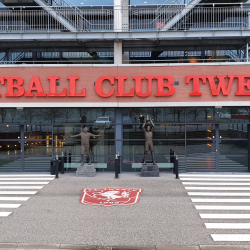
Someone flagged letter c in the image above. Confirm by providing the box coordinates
[95,76,115,97]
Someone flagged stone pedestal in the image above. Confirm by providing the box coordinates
[76,164,96,177]
[140,164,159,177]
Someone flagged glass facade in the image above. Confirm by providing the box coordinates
[0,107,249,172]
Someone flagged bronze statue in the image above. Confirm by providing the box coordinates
[142,115,156,165]
[69,127,103,165]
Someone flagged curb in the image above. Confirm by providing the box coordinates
[0,244,250,250]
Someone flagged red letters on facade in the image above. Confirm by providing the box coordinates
[1,74,250,98]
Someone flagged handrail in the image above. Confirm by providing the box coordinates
[0,5,248,32]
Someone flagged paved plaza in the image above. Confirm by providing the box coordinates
[0,172,250,249]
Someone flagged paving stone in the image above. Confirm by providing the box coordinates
[156,246,199,250]
[18,244,60,249]
[0,244,18,248]
[200,245,245,250]
[112,246,156,250]
[60,245,97,250]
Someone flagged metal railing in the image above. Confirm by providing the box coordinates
[0,4,249,32]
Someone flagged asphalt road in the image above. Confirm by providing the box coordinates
[0,172,214,247]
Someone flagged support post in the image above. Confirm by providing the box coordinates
[114,42,123,64]
[55,155,59,178]
[246,43,249,62]
[174,154,179,179]
[115,153,120,179]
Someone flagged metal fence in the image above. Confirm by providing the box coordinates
[0,4,249,32]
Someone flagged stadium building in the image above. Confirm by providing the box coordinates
[0,0,250,173]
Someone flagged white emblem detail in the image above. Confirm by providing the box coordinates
[98,191,122,200]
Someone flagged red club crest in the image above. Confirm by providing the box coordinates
[80,188,143,207]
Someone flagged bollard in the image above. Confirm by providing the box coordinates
[68,152,71,163]
[174,154,179,179]
[50,159,55,175]
[118,155,121,174]
[61,152,65,174]
[64,151,67,163]
[115,153,119,179]
[55,155,59,178]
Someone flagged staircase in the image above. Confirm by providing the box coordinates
[161,0,202,31]
[33,0,90,32]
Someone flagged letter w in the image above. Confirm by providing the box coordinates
[207,75,234,96]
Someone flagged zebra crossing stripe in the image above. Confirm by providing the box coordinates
[205,223,250,229]
[180,174,250,178]
[186,187,250,190]
[0,191,37,194]
[0,212,12,217]
[0,204,21,208]
[196,205,250,210]
[211,234,250,241]
[0,186,44,189]
[200,214,250,219]
[183,182,250,185]
[0,175,55,177]
[180,178,250,181]
[191,198,250,202]
[0,197,30,201]
[188,192,250,196]
[0,178,54,181]
[0,182,49,184]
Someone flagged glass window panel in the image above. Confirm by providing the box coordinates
[219,155,248,171]
[24,156,51,171]
[123,140,185,156]
[0,156,21,171]
[24,141,52,155]
[220,124,248,139]
[0,124,20,139]
[123,124,185,140]
[122,107,185,124]
[186,107,215,123]
[53,108,115,124]
[54,125,114,141]
[186,124,215,139]
[0,141,21,155]
[18,108,52,124]
[186,140,216,154]
[24,125,52,139]
[54,140,115,161]
[219,140,248,155]
[217,107,250,123]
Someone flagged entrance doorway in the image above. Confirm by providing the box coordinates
[185,124,249,172]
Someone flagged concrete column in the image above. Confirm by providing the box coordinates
[114,41,122,64]
[114,0,130,64]
[115,108,123,171]
[246,43,249,62]
[114,0,122,32]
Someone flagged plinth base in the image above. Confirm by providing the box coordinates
[76,164,96,177]
[140,164,159,177]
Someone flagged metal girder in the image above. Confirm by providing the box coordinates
[0,30,249,40]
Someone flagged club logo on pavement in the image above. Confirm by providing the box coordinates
[80,188,143,207]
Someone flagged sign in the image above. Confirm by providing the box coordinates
[1,74,250,98]
[80,188,143,207]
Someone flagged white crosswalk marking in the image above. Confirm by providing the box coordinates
[211,234,250,241]
[180,173,250,242]
[200,214,250,219]
[0,182,49,184]
[0,197,30,201]
[189,192,250,196]
[0,212,12,217]
[0,186,44,189]
[186,187,250,190]
[0,174,54,218]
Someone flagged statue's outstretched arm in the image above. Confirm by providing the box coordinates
[69,133,81,138]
